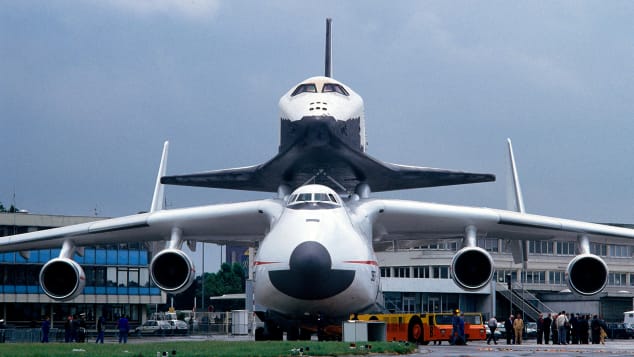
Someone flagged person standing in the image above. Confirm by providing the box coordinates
[505,315,515,344]
[95,316,106,344]
[41,316,50,343]
[513,313,524,345]
[556,311,568,345]
[117,315,129,343]
[590,315,601,344]
[579,315,590,344]
[570,313,579,344]
[487,316,498,345]
[542,313,552,344]
[450,309,465,345]
[71,314,79,342]
[64,315,73,343]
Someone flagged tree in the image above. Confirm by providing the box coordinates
[197,262,246,311]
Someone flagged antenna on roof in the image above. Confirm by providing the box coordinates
[324,18,332,78]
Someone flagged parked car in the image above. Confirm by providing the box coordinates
[606,323,634,339]
[495,322,506,337]
[525,322,537,339]
[134,320,172,336]
[168,320,189,335]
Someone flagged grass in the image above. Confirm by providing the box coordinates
[0,340,416,356]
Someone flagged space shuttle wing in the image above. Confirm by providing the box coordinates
[360,160,495,192]
[0,199,283,253]
[160,134,495,194]
[160,164,277,192]
[356,199,634,242]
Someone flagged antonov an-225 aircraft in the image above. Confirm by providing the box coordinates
[2,19,634,341]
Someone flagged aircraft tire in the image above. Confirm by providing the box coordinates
[287,327,299,341]
[299,329,312,340]
[255,327,266,341]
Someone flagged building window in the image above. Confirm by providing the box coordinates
[432,266,450,279]
[140,268,150,287]
[529,241,553,255]
[414,240,459,251]
[556,241,576,256]
[413,266,429,279]
[608,272,627,286]
[524,271,546,284]
[477,238,499,253]
[496,270,517,284]
[380,267,391,278]
[609,245,631,258]
[394,266,410,278]
[549,271,565,285]
[591,243,607,257]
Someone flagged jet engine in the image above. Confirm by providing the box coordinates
[149,248,195,294]
[566,253,608,296]
[451,247,494,291]
[39,257,86,301]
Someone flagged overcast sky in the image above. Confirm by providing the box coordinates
[2,1,634,268]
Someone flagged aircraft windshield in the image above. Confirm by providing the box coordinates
[291,82,349,97]
[322,83,349,96]
[287,192,340,208]
[291,83,318,96]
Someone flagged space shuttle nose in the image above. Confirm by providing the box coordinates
[289,241,331,278]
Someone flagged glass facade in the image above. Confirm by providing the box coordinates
[0,245,160,296]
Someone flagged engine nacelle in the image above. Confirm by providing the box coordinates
[149,248,196,294]
[39,258,86,301]
[451,247,494,291]
[567,253,608,296]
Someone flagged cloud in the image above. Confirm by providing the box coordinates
[97,0,221,20]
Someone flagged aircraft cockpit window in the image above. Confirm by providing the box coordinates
[296,193,313,202]
[287,192,340,208]
[291,83,318,96]
[322,83,349,96]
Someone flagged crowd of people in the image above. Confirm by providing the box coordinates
[40,314,130,344]
[535,311,609,345]
[488,311,610,345]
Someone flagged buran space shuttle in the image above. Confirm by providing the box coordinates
[161,19,494,197]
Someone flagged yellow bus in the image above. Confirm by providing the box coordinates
[354,312,486,344]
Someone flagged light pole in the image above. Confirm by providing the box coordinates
[507,274,512,317]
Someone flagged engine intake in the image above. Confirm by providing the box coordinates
[39,258,86,301]
[567,253,608,296]
[451,247,494,291]
[149,248,195,294]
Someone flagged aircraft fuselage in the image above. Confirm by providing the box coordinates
[253,184,379,319]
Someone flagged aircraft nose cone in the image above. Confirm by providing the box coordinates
[268,241,355,300]
[289,241,331,278]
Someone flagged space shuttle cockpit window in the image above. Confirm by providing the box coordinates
[322,83,349,96]
[291,83,318,96]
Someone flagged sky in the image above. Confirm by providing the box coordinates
[2,1,634,269]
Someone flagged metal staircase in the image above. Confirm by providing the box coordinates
[496,282,555,321]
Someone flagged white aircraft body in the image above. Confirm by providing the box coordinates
[2,19,634,341]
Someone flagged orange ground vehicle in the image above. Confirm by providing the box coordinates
[354,312,486,344]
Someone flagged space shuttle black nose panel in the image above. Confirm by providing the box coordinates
[269,241,355,300]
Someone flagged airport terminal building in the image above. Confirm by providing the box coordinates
[2,211,633,327]
[377,233,634,322]
[0,213,164,327]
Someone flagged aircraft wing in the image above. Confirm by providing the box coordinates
[355,199,634,243]
[161,134,494,194]
[0,199,283,253]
